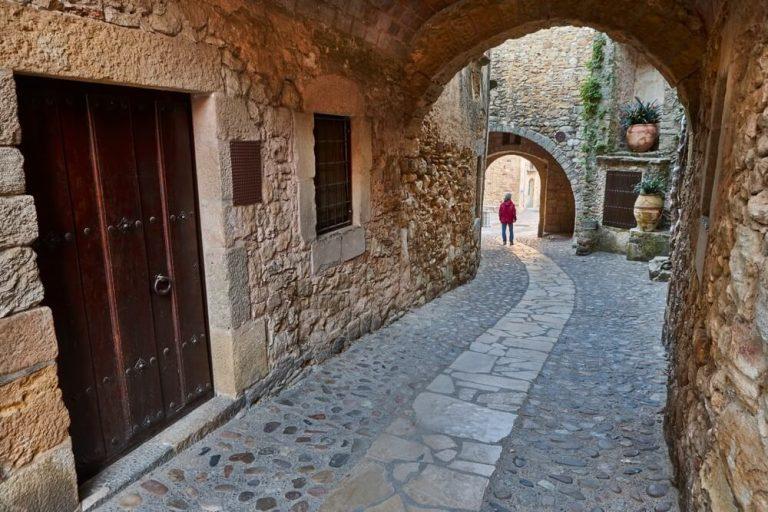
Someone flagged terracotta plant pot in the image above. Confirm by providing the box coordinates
[634,193,664,231]
[626,123,659,153]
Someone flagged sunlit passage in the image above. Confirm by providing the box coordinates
[482,155,543,239]
[1,2,767,512]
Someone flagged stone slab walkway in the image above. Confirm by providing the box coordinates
[483,237,678,512]
[98,237,677,512]
[98,239,529,512]
[319,243,573,511]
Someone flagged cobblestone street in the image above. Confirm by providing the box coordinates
[100,237,676,512]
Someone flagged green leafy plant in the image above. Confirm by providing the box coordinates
[633,175,666,196]
[621,97,661,128]
[580,76,602,119]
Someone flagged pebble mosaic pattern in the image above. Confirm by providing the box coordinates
[483,237,679,512]
[98,238,529,512]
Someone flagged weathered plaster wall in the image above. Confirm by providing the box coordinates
[0,2,487,509]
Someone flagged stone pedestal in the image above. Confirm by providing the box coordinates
[626,228,670,262]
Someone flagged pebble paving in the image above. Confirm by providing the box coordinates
[98,236,678,511]
[99,238,528,512]
[482,236,679,512]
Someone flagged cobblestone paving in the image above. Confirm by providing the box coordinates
[99,239,529,512]
[100,236,678,512]
[320,242,573,511]
[482,236,679,512]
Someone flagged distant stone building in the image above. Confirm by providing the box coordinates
[486,27,683,254]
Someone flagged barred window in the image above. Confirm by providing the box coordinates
[314,114,352,235]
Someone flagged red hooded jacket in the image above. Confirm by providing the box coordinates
[499,200,517,224]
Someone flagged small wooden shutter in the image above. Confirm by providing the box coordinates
[603,170,642,228]
[230,141,263,206]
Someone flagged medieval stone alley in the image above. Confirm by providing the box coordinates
[97,236,674,512]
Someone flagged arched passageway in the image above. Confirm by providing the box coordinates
[486,129,576,238]
[482,155,543,237]
[1,3,767,512]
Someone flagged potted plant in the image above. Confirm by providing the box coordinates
[633,175,666,231]
[621,97,661,152]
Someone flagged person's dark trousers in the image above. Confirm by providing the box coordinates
[501,223,514,244]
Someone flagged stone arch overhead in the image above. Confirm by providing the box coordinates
[487,124,578,187]
[402,0,707,120]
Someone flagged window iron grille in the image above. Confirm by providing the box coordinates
[313,114,353,235]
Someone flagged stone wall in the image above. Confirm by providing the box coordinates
[484,157,523,209]
[488,27,683,252]
[665,2,768,510]
[0,2,487,509]
[401,63,488,306]
[489,27,595,175]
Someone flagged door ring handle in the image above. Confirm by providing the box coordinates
[153,274,172,296]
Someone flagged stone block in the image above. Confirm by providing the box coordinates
[0,307,57,377]
[0,247,44,318]
[232,317,268,392]
[0,69,20,146]
[0,365,70,472]
[626,228,670,262]
[0,147,24,195]
[0,440,78,512]
[311,234,342,274]
[0,195,38,249]
[341,226,366,261]
[209,317,268,397]
[649,256,672,282]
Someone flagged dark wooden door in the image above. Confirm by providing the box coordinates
[17,77,213,481]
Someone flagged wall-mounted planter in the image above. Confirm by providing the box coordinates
[626,123,659,153]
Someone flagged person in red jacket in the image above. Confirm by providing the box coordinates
[498,193,517,245]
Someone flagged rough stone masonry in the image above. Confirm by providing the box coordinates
[0,1,766,512]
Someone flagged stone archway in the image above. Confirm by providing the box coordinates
[487,126,576,237]
[401,0,704,120]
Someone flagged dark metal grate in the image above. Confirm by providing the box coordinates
[603,170,642,229]
[230,140,262,206]
[313,114,352,235]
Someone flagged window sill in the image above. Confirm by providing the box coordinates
[311,225,366,275]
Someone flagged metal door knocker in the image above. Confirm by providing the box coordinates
[153,274,172,296]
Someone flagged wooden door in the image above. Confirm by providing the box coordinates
[17,77,213,481]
